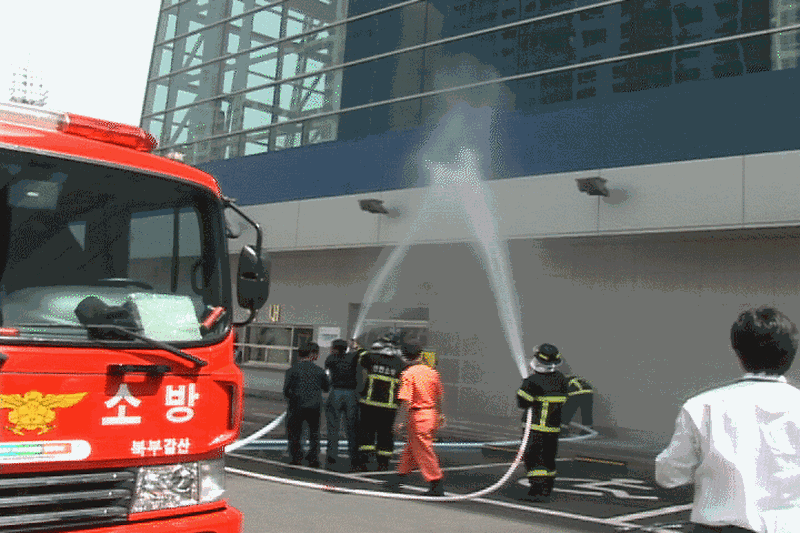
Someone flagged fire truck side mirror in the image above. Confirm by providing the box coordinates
[236,245,270,325]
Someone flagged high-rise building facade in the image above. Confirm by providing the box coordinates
[142,0,796,166]
[142,1,800,438]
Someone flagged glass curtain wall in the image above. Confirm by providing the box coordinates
[142,0,800,163]
[142,0,349,163]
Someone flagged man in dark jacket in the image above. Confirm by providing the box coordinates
[283,342,329,467]
[324,339,360,469]
[517,343,569,503]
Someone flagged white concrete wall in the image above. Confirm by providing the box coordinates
[229,150,800,252]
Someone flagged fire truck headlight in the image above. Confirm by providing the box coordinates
[200,457,226,502]
[130,459,226,513]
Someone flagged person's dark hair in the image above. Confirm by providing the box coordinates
[331,339,348,354]
[731,306,798,375]
[298,342,320,360]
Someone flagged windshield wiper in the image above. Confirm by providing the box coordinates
[85,324,207,368]
[73,296,207,367]
[10,322,207,368]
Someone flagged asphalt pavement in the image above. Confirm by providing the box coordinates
[224,394,693,533]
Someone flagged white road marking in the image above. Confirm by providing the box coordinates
[226,463,677,533]
[610,504,693,522]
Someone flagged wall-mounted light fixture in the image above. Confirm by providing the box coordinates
[576,177,609,197]
[358,198,389,214]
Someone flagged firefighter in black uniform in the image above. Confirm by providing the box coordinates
[352,337,408,471]
[516,343,569,502]
[561,374,594,430]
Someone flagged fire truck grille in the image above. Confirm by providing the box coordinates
[0,469,136,533]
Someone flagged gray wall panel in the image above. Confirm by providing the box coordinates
[600,157,744,232]
[493,172,599,237]
[744,150,800,225]
[297,195,383,248]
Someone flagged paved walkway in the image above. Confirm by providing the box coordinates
[227,470,605,533]
[230,394,689,533]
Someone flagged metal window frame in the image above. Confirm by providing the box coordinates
[153,21,800,154]
[144,0,800,159]
[148,0,424,84]
[143,0,627,121]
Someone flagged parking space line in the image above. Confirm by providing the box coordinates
[436,462,515,472]
[429,458,569,473]
[610,504,692,522]
[358,463,517,477]
[468,496,656,530]
[227,452,382,482]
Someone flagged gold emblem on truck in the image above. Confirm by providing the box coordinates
[0,391,88,435]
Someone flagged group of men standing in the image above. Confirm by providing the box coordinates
[283,335,446,496]
[283,333,593,501]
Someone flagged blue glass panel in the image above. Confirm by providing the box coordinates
[428,0,521,38]
[340,61,375,108]
[338,107,378,141]
[344,9,405,63]
[518,17,577,73]
[342,50,425,108]
[343,16,380,63]
[348,0,403,18]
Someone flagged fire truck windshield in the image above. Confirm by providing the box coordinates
[0,149,231,345]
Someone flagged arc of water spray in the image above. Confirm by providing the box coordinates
[352,170,443,341]
[354,148,527,377]
[427,149,527,377]
[352,243,409,341]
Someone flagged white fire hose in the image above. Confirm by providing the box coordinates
[226,409,535,501]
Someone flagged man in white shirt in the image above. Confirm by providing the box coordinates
[656,306,800,533]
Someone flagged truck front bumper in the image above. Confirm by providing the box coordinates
[80,504,242,533]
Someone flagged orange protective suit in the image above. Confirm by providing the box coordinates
[396,363,443,482]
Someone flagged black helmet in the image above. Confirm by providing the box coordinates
[530,343,562,373]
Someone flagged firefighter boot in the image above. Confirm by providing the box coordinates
[349,451,367,473]
[383,473,406,492]
[425,478,444,497]
[523,478,551,503]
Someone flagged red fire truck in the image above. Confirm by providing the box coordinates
[0,102,270,533]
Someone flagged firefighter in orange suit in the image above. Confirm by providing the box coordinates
[391,340,445,496]
[516,343,569,503]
